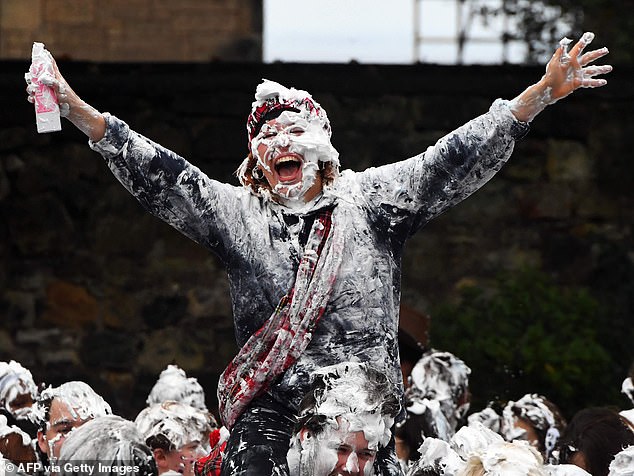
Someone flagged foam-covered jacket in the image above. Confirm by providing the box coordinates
[90,99,528,414]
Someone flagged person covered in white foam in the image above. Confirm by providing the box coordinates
[57,415,156,476]
[34,381,111,469]
[146,365,208,413]
[287,362,401,476]
[26,32,612,476]
[500,394,566,463]
[404,350,471,444]
[0,361,39,427]
[135,401,214,476]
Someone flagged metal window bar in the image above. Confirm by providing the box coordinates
[414,0,516,64]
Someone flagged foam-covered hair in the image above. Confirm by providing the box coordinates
[0,361,38,413]
[58,415,156,476]
[34,381,111,429]
[146,365,206,412]
[246,79,331,148]
[135,401,214,451]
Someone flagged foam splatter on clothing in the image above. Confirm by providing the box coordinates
[91,100,527,475]
[90,100,527,421]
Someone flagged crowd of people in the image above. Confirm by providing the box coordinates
[0,357,633,476]
[18,29,624,475]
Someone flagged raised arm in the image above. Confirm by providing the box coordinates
[26,52,106,142]
[358,33,611,237]
[25,51,246,263]
[509,32,612,123]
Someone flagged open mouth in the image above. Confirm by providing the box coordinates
[274,155,302,182]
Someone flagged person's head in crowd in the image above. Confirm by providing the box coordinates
[287,362,401,476]
[58,415,157,476]
[607,445,634,476]
[405,349,471,441]
[146,366,207,412]
[35,381,112,464]
[501,393,566,462]
[450,422,505,463]
[457,440,544,476]
[406,437,464,476]
[467,407,501,434]
[0,361,39,424]
[238,79,340,204]
[0,414,37,464]
[135,401,214,476]
[555,407,634,476]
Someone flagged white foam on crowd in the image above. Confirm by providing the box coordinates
[146,365,207,412]
[36,381,111,427]
[0,360,38,420]
[135,400,212,451]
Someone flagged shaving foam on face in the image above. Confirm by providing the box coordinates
[248,80,339,203]
[308,363,396,449]
[252,110,339,202]
[28,42,61,133]
[294,418,375,476]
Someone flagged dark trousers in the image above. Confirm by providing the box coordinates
[220,393,404,476]
[221,394,295,476]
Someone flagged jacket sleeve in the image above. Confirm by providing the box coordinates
[357,99,529,237]
[89,113,244,263]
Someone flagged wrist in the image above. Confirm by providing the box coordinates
[68,100,106,141]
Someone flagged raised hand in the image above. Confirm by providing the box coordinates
[509,32,612,123]
[544,32,612,103]
[26,51,106,141]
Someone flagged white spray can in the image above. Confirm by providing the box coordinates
[28,42,61,133]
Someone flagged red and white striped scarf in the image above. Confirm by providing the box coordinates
[217,207,343,429]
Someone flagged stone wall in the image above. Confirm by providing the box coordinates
[1,60,631,419]
[0,0,262,62]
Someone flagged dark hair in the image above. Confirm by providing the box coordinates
[145,433,174,452]
[394,411,437,457]
[250,107,300,139]
[556,407,634,476]
[506,394,566,458]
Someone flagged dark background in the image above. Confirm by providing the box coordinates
[1,60,632,420]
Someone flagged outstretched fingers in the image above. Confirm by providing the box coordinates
[569,32,595,60]
[577,64,612,88]
[579,47,609,67]
[582,65,613,77]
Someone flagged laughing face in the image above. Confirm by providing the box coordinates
[251,110,338,203]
